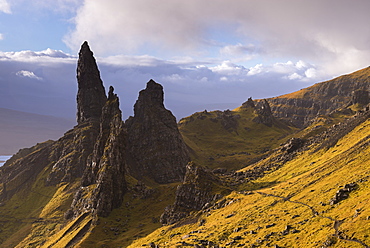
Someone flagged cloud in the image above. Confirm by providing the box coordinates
[0,33,3,40]
[64,0,370,79]
[0,0,11,14]
[16,70,43,80]
[0,48,75,65]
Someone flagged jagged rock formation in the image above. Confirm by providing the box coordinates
[281,138,305,154]
[1,42,189,226]
[268,67,370,127]
[76,41,107,124]
[329,183,358,205]
[241,97,275,126]
[241,97,256,108]
[126,80,190,184]
[254,99,274,126]
[47,42,106,184]
[160,162,227,225]
[69,86,127,218]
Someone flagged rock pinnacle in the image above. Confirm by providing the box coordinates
[76,41,107,124]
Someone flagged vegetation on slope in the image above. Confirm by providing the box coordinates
[127,106,370,248]
[179,106,295,171]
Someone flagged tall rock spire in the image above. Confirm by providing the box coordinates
[76,41,107,124]
[126,79,190,184]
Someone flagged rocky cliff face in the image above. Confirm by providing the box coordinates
[126,80,190,184]
[160,162,227,225]
[69,86,127,218]
[267,67,370,127]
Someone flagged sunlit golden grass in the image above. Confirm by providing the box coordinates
[128,119,370,247]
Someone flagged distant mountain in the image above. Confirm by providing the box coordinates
[0,108,75,154]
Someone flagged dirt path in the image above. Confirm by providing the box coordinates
[255,191,369,247]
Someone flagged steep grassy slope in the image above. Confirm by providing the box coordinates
[179,107,295,171]
[129,110,370,248]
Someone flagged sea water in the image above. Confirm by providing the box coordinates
[0,155,12,167]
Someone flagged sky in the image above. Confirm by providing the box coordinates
[1,0,370,121]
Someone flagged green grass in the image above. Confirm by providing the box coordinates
[179,107,295,171]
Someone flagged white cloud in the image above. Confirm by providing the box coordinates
[0,49,75,65]
[16,70,43,80]
[211,61,248,76]
[288,73,303,80]
[305,68,317,79]
[64,0,370,80]
[0,33,3,40]
[248,64,264,76]
[0,0,11,14]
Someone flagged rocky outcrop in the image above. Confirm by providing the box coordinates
[126,80,190,184]
[329,183,358,205]
[281,138,305,154]
[241,97,275,126]
[254,99,274,126]
[351,89,369,105]
[241,97,255,108]
[160,162,226,225]
[69,86,127,218]
[76,41,107,125]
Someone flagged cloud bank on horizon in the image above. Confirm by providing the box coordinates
[0,0,369,120]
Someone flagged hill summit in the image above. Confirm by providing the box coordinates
[0,43,370,247]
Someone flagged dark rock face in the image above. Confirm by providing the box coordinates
[126,80,190,184]
[160,162,225,225]
[70,86,127,217]
[330,183,358,205]
[254,99,274,126]
[281,138,305,154]
[46,122,100,184]
[76,41,107,124]
[242,97,255,108]
[352,89,369,105]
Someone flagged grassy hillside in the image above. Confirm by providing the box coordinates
[128,110,370,248]
[179,107,295,171]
